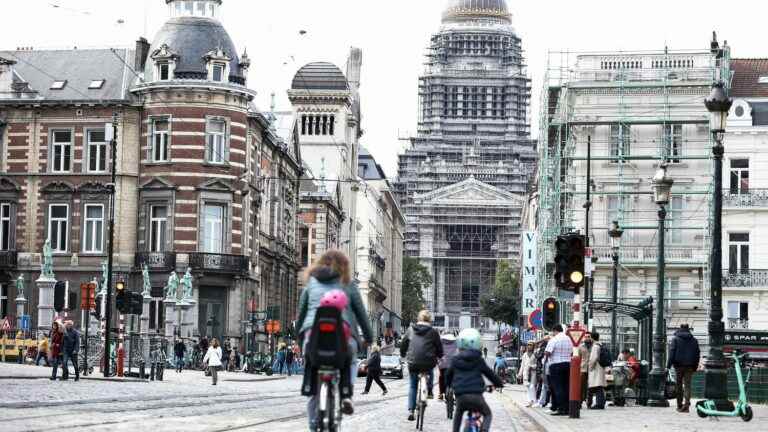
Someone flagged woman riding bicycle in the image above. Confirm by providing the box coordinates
[446,328,505,432]
[296,250,373,431]
[400,310,443,421]
[438,332,458,400]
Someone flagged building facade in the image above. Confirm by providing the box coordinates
[395,0,535,330]
[722,58,768,331]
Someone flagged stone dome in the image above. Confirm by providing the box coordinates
[442,0,511,24]
[291,62,348,91]
[145,16,244,82]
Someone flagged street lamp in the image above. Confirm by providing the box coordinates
[648,163,673,407]
[608,220,624,357]
[703,81,734,410]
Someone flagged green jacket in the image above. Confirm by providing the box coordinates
[296,267,373,344]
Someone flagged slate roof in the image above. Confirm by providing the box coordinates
[731,58,768,98]
[0,48,135,102]
[358,146,386,180]
[292,62,348,91]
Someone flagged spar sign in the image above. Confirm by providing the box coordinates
[522,232,538,316]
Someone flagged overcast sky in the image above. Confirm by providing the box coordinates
[3,0,767,177]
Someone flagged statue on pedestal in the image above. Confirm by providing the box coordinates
[141,264,151,298]
[40,239,55,279]
[181,268,194,302]
[15,276,25,300]
[165,271,179,302]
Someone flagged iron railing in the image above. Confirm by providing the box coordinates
[135,252,177,272]
[723,190,768,208]
[592,245,705,264]
[727,318,750,329]
[188,253,249,275]
[722,269,768,287]
[0,250,18,268]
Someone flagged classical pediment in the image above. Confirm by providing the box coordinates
[416,177,522,206]
[0,177,21,193]
[197,178,234,192]
[140,177,176,190]
[77,182,111,196]
[40,181,75,195]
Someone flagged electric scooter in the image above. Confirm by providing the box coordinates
[695,350,753,422]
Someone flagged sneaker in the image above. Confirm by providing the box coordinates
[407,411,415,421]
[341,399,354,415]
[438,393,444,401]
[382,390,388,396]
[361,391,369,395]
[680,406,690,413]
[427,392,434,399]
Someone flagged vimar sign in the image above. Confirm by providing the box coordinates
[522,232,538,316]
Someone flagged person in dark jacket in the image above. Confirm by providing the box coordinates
[667,323,700,412]
[400,310,443,421]
[446,328,504,432]
[49,321,64,380]
[174,340,186,373]
[61,321,80,381]
[362,345,388,395]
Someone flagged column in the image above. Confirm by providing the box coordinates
[36,274,57,332]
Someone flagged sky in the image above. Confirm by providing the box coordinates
[2,0,768,177]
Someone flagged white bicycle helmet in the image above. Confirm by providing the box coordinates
[457,328,482,351]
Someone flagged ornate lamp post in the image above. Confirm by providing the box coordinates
[608,220,623,357]
[703,81,734,409]
[648,163,674,407]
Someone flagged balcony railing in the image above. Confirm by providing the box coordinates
[722,269,768,287]
[727,318,750,329]
[0,251,18,269]
[723,190,768,208]
[188,253,249,275]
[135,252,177,272]
[592,246,705,264]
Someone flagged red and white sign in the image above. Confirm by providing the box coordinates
[1,318,11,331]
[566,325,587,348]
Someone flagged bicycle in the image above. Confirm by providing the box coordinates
[462,386,494,432]
[306,305,348,432]
[445,385,455,419]
[316,366,343,432]
[415,372,429,431]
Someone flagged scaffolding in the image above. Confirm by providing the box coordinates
[536,43,732,351]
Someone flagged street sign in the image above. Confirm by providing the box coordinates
[566,326,587,347]
[724,330,768,348]
[520,330,536,344]
[20,315,30,331]
[528,308,542,330]
[1,318,11,332]
[584,247,593,277]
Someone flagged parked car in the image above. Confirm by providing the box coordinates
[380,355,404,379]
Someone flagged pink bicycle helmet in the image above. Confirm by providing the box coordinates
[319,289,349,311]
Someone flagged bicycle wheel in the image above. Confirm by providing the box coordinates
[318,382,330,432]
[415,377,423,430]
[417,401,426,431]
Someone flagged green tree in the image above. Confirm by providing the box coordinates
[401,256,431,328]
[480,260,520,327]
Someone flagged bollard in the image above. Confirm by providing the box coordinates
[569,349,582,419]
[117,345,125,377]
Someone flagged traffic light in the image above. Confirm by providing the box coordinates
[553,233,586,292]
[130,292,143,316]
[543,297,559,331]
[115,279,127,314]
[54,281,67,312]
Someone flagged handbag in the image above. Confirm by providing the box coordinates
[663,370,677,400]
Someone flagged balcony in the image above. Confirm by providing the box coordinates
[135,252,177,272]
[0,251,18,269]
[722,270,768,287]
[723,189,768,208]
[727,318,750,329]
[592,245,706,265]
[188,253,249,275]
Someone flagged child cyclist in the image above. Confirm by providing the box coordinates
[446,328,505,432]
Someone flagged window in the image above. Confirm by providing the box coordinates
[301,115,335,136]
[730,159,749,194]
[212,63,224,82]
[606,195,629,225]
[610,124,631,162]
[83,204,104,253]
[149,205,168,253]
[50,80,67,90]
[158,63,170,81]
[664,277,681,310]
[206,119,227,164]
[667,196,683,244]
[48,204,69,253]
[727,301,749,329]
[300,226,310,267]
[151,119,169,163]
[729,233,750,275]
[202,204,225,253]
[149,286,165,331]
[87,129,107,172]
[0,283,7,319]
[51,130,72,173]
[88,80,105,89]
[0,203,11,251]
[664,124,682,163]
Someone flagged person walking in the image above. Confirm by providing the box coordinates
[36,335,50,367]
[362,345,388,395]
[276,344,286,374]
[587,332,608,409]
[400,309,443,421]
[482,346,488,359]
[535,336,552,408]
[285,344,295,376]
[667,323,700,413]
[203,338,222,385]
[174,339,186,373]
[544,325,572,416]
[518,341,537,406]
[221,340,230,372]
[437,332,458,400]
[579,333,593,405]
[61,321,80,381]
[49,321,64,380]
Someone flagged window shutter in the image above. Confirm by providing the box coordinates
[224,124,230,162]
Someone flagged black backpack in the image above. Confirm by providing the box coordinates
[598,344,612,368]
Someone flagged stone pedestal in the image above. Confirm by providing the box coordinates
[36,275,57,332]
[164,299,176,339]
[15,295,27,332]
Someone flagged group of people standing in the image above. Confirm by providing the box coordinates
[517,323,701,414]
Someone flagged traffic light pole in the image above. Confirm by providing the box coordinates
[583,135,592,329]
[103,113,118,378]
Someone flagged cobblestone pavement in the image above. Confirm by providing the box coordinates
[1,363,534,431]
[502,382,768,432]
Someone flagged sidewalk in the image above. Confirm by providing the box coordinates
[503,384,768,432]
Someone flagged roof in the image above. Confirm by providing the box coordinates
[358,146,386,180]
[145,16,243,81]
[731,59,768,98]
[292,62,348,91]
[0,49,135,102]
[442,0,511,24]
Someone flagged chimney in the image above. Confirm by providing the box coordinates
[346,47,362,91]
[135,37,151,71]
[0,57,18,93]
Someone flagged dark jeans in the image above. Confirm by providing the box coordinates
[452,394,492,432]
[62,352,79,380]
[364,370,387,393]
[36,352,50,366]
[286,360,294,376]
[438,368,447,395]
[588,386,606,409]
[675,366,695,409]
[175,355,184,372]
[549,362,571,413]
[581,372,588,402]
[407,368,434,411]
[50,355,62,379]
